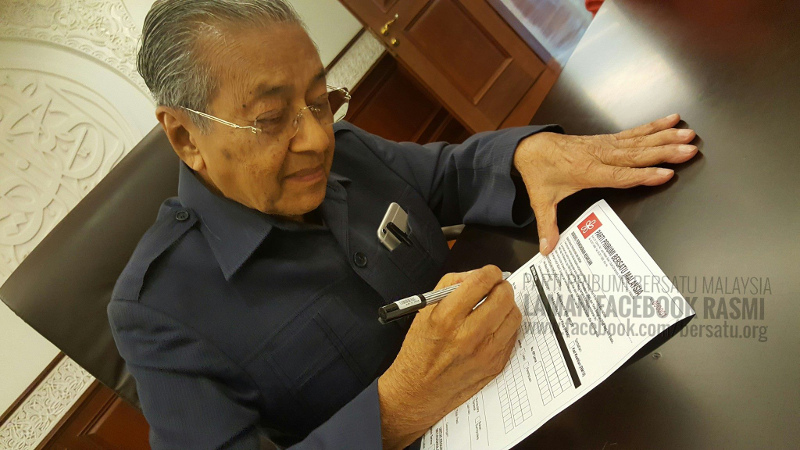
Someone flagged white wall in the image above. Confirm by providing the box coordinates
[0,0,371,447]
[0,309,60,412]
[290,0,363,66]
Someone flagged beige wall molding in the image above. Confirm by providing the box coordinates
[327,30,385,92]
[0,357,94,449]
[0,0,148,95]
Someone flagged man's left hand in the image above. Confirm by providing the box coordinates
[513,113,697,254]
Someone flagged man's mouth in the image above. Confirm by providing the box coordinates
[285,166,325,183]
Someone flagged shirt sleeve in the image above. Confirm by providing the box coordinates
[109,300,384,450]
[336,122,563,228]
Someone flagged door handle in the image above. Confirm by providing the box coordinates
[380,14,399,36]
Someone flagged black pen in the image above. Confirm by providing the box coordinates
[378,271,512,324]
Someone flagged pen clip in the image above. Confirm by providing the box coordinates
[386,221,413,247]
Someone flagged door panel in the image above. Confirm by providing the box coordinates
[372,0,400,12]
[339,0,551,131]
[346,53,470,144]
[478,59,535,123]
[405,0,514,102]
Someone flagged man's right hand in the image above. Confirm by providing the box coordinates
[377,265,522,450]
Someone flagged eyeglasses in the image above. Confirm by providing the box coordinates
[182,85,351,142]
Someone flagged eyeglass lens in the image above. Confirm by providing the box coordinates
[255,89,349,141]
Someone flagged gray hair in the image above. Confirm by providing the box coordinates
[137,0,304,129]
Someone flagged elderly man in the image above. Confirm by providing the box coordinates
[109,0,697,448]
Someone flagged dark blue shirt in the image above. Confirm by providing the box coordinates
[109,122,554,449]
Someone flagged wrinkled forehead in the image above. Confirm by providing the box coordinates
[200,23,324,110]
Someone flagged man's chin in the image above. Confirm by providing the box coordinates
[273,188,326,217]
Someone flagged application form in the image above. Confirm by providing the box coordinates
[421,200,695,450]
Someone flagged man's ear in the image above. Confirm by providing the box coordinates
[156,106,205,172]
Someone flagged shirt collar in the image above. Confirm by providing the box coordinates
[177,163,350,280]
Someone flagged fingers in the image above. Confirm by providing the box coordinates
[613,113,681,139]
[614,127,696,149]
[532,202,560,255]
[430,265,504,325]
[476,321,520,380]
[465,279,516,334]
[489,305,522,347]
[596,143,698,168]
[434,271,473,290]
[586,164,675,189]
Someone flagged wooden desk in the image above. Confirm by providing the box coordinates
[445,0,800,448]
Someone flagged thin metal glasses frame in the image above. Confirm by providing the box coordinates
[182,85,351,136]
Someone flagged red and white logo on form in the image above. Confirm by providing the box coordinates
[578,212,601,238]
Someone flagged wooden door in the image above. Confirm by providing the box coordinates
[339,0,557,132]
[345,53,471,144]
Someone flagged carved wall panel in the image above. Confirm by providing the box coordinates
[0,69,138,282]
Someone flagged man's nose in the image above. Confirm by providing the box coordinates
[288,112,330,153]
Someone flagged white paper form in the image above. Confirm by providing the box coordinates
[421,200,695,450]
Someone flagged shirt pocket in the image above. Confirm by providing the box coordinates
[383,186,449,287]
[265,297,369,424]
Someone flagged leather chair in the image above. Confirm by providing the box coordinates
[0,126,179,409]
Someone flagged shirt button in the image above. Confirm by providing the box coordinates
[175,210,190,221]
[353,251,368,268]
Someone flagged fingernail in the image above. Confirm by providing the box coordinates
[668,113,679,120]
[679,144,696,154]
[657,168,674,177]
[540,238,549,253]
[677,129,694,138]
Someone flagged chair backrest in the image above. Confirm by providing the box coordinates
[0,126,178,408]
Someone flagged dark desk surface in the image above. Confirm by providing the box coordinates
[445,0,800,448]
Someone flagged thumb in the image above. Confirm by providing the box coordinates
[533,202,560,255]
